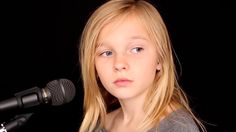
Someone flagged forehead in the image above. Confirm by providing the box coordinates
[97,14,149,45]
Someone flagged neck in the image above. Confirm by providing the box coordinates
[118,92,147,124]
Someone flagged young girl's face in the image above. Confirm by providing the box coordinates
[95,15,160,100]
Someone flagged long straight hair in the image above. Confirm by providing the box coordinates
[79,0,206,131]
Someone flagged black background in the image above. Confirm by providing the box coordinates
[0,0,234,132]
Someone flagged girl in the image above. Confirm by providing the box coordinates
[79,0,206,131]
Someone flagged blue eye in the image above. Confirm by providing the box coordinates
[100,51,113,56]
[131,47,144,53]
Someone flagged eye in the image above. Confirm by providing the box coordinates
[131,47,144,54]
[100,50,113,57]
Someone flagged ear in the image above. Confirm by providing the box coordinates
[156,62,161,71]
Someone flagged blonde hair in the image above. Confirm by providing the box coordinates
[79,0,206,131]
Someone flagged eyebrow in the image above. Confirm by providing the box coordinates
[97,35,149,48]
[128,35,149,41]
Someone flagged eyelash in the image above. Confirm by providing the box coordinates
[98,47,144,57]
[100,50,112,56]
[131,47,144,53]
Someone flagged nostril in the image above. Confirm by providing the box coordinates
[114,65,127,71]
[113,61,128,71]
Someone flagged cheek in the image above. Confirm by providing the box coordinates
[142,64,157,79]
[96,71,113,93]
[138,64,157,88]
[95,61,111,84]
[95,62,103,78]
[139,58,158,79]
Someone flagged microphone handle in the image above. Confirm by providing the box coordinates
[0,98,18,112]
[0,87,43,112]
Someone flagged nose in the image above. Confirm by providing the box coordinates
[113,54,128,71]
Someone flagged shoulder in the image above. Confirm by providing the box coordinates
[149,109,200,132]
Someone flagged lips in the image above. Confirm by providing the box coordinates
[113,78,133,87]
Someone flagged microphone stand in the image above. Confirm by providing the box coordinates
[0,113,33,132]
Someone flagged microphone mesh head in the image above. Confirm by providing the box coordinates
[46,79,76,106]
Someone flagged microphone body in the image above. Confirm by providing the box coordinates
[0,79,76,112]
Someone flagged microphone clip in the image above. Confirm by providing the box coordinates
[0,113,33,132]
[0,123,7,132]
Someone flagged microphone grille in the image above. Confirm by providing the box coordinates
[46,79,76,106]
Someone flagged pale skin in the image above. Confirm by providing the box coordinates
[95,14,164,132]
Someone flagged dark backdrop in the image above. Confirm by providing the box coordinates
[0,0,234,132]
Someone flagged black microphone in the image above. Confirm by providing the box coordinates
[0,79,76,112]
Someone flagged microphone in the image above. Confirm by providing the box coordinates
[0,79,76,112]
